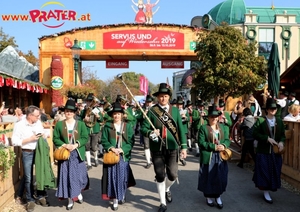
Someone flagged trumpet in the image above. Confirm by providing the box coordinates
[84,96,100,127]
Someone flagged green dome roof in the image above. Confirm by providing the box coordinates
[208,0,246,25]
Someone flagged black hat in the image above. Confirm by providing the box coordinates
[176,96,184,105]
[145,95,154,102]
[170,98,177,105]
[280,90,289,96]
[197,100,205,107]
[107,102,124,117]
[186,100,193,106]
[64,99,77,111]
[153,83,172,97]
[219,99,225,107]
[207,104,222,117]
[290,92,296,97]
[86,93,94,101]
[266,98,277,109]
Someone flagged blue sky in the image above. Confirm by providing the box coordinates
[0,0,299,85]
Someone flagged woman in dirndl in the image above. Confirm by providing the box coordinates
[197,104,231,209]
[101,101,135,211]
[252,98,285,204]
[53,99,89,210]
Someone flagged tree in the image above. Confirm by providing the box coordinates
[18,50,39,66]
[0,27,18,53]
[82,66,106,99]
[193,23,267,101]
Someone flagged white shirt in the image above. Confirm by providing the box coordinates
[159,104,169,112]
[11,118,44,150]
[283,114,300,122]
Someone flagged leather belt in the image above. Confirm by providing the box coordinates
[22,149,35,152]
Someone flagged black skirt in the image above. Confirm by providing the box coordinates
[253,152,282,191]
[198,152,228,198]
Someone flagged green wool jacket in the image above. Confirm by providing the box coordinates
[53,120,88,161]
[141,104,187,151]
[192,109,208,130]
[198,124,231,164]
[80,107,104,134]
[35,137,56,190]
[101,121,135,162]
[125,107,137,128]
[180,109,190,134]
[253,117,285,154]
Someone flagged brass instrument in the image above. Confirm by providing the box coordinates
[103,101,112,113]
[119,96,129,107]
[84,96,100,127]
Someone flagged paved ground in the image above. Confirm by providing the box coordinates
[9,137,300,212]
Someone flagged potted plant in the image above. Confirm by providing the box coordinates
[0,143,16,181]
[60,84,97,100]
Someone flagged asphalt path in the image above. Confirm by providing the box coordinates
[35,136,300,212]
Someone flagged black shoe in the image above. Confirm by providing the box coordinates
[166,191,172,203]
[180,159,186,166]
[206,199,214,207]
[145,163,152,169]
[188,148,193,152]
[215,199,223,209]
[98,153,103,158]
[35,197,50,207]
[263,196,273,204]
[118,199,126,204]
[87,165,92,171]
[237,163,243,169]
[158,204,167,212]
[195,153,200,157]
[111,205,118,211]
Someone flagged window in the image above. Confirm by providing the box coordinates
[258,28,274,60]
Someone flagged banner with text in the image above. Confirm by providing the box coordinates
[106,59,129,68]
[103,30,184,49]
[161,60,184,69]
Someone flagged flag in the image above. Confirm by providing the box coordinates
[139,76,148,96]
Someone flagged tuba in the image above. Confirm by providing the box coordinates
[84,96,100,128]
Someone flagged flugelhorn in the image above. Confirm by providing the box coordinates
[116,74,164,144]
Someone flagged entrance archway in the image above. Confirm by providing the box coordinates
[39,23,202,111]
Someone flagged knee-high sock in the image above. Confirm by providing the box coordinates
[144,149,151,164]
[165,177,175,192]
[156,181,166,205]
[187,139,191,148]
[86,151,91,166]
[99,144,103,154]
[195,143,200,153]
[93,151,98,161]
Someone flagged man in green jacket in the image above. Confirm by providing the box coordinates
[80,93,104,169]
[191,100,207,157]
[141,83,187,212]
[218,99,232,128]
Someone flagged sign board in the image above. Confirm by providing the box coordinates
[50,76,63,90]
[161,60,184,69]
[106,59,129,68]
[79,41,96,50]
[103,30,184,49]
[190,41,197,50]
